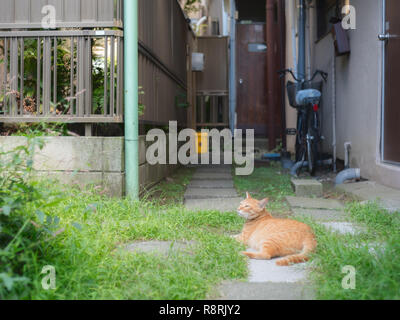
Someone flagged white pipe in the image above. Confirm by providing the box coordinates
[335,168,361,185]
[344,142,351,169]
[290,0,298,77]
[196,16,208,34]
[290,159,333,177]
[306,0,312,80]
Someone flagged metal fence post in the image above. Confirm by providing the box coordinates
[124,0,139,199]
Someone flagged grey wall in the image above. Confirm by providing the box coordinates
[0,136,179,197]
[312,0,400,189]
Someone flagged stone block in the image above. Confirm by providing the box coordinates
[291,179,323,197]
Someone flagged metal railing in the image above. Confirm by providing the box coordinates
[0,30,124,123]
[0,0,194,127]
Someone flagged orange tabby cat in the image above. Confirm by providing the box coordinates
[234,192,317,266]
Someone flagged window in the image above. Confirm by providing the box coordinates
[211,20,220,36]
[237,0,266,23]
[316,0,346,40]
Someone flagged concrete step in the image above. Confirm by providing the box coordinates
[187,164,232,169]
[291,179,323,197]
[184,197,242,212]
[192,172,233,180]
[336,181,400,213]
[247,255,308,283]
[286,196,344,211]
[215,281,315,300]
[195,168,232,174]
[184,188,238,200]
[187,180,234,189]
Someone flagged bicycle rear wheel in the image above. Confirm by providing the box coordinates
[307,115,319,176]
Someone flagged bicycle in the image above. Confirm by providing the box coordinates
[278,69,328,176]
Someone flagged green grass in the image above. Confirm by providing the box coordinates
[233,163,295,216]
[2,171,247,300]
[233,163,400,300]
[144,167,195,206]
[302,202,400,300]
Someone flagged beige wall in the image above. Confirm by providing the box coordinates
[286,0,400,189]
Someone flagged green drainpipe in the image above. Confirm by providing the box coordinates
[124,0,139,199]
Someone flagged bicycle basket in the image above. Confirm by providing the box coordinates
[286,80,324,109]
[287,81,299,108]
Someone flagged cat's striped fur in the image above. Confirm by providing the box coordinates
[235,193,317,266]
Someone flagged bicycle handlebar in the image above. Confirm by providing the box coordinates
[277,68,328,83]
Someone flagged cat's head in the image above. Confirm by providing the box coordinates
[237,192,271,220]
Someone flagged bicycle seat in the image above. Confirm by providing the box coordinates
[295,89,321,106]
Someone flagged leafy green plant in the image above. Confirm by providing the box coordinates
[138,86,145,116]
[183,0,202,14]
[0,138,65,299]
[11,122,69,137]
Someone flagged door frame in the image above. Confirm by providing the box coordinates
[381,0,400,166]
[235,22,268,137]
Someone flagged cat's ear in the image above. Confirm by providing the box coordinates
[246,192,252,199]
[258,198,269,209]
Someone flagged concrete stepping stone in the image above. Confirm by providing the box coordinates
[192,172,233,180]
[184,188,238,200]
[286,196,344,210]
[124,240,196,256]
[187,164,232,169]
[195,167,232,173]
[337,181,400,213]
[345,242,386,256]
[188,180,234,189]
[248,258,308,283]
[184,198,242,212]
[216,281,315,300]
[337,181,400,201]
[291,179,323,197]
[321,222,359,235]
[292,208,349,222]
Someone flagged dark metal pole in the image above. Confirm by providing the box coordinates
[266,0,277,150]
[278,0,287,150]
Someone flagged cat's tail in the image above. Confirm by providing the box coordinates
[276,236,316,266]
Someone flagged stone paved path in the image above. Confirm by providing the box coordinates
[337,181,400,213]
[185,165,315,300]
[184,165,242,212]
[184,171,395,300]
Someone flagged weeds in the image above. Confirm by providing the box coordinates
[0,145,246,299]
[0,138,68,299]
[305,202,400,300]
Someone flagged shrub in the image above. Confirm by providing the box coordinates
[0,138,63,299]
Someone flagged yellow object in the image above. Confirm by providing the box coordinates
[196,132,208,154]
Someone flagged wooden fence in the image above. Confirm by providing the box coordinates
[0,0,123,29]
[0,30,124,123]
[0,0,194,128]
[138,0,195,127]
